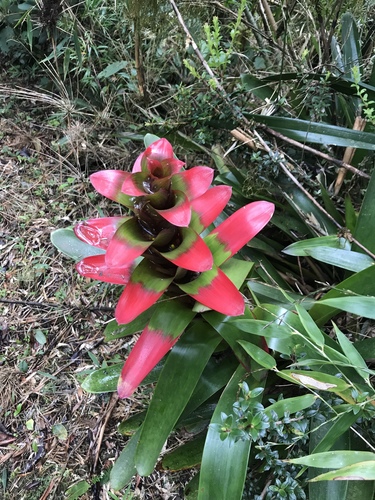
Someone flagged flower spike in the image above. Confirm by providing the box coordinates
[55,137,276,400]
[132,138,180,173]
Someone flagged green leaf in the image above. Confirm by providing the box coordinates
[26,419,34,431]
[110,428,140,490]
[295,304,325,348]
[345,479,375,499]
[97,61,128,79]
[341,13,361,77]
[204,309,254,370]
[144,133,161,147]
[118,411,146,436]
[262,72,375,103]
[63,48,70,80]
[198,366,256,500]
[73,23,82,66]
[289,451,375,469]
[220,258,253,290]
[247,113,375,149]
[318,296,375,319]
[320,184,345,225]
[278,370,350,393]
[311,461,375,481]
[240,74,275,100]
[52,423,68,441]
[237,340,276,369]
[51,228,104,261]
[104,307,156,340]
[265,394,317,419]
[308,411,355,499]
[233,318,293,339]
[310,265,375,326]
[81,361,164,393]
[251,304,303,355]
[179,354,239,421]
[283,235,375,272]
[161,433,206,471]
[283,236,351,255]
[178,401,217,432]
[353,167,375,256]
[311,411,359,455]
[354,337,375,360]
[247,281,315,309]
[345,196,357,233]
[333,324,370,382]
[288,247,374,273]
[271,211,314,241]
[135,321,221,475]
[65,480,90,500]
[17,3,34,10]
[282,184,338,236]
[34,329,47,345]
[185,473,200,500]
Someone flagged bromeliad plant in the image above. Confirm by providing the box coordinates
[51,134,275,493]
[51,133,375,499]
[70,136,274,398]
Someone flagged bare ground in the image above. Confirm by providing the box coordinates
[0,115,192,499]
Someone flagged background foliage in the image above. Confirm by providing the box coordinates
[1,0,375,498]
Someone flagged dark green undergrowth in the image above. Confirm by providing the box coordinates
[1,0,375,499]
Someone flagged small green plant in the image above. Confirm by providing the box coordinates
[352,65,375,125]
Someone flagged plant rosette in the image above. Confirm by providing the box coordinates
[51,136,274,398]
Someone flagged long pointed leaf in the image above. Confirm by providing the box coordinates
[115,259,174,324]
[90,170,132,206]
[159,227,213,272]
[76,254,132,284]
[310,265,375,326]
[204,201,275,266]
[353,167,375,255]
[198,365,259,500]
[249,113,375,149]
[110,427,141,490]
[310,461,375,481]
[135,321,221,475]
[117,300,196,397]
[74,216,129,249]
[190,185,232,233]
[177,266,245,317]
[105,218,153,267]
[51,228,105,261]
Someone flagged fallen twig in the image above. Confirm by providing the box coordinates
[252,129,375,260]
[263,125,370,179]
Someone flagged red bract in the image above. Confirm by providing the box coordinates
[117,325,178,399]
[74,138,275,398]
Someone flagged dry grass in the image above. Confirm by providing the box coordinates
[0,115,191,499]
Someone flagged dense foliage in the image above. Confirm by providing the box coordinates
[2,0,375,499]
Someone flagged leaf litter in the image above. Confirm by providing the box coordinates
[0,116,194,499]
